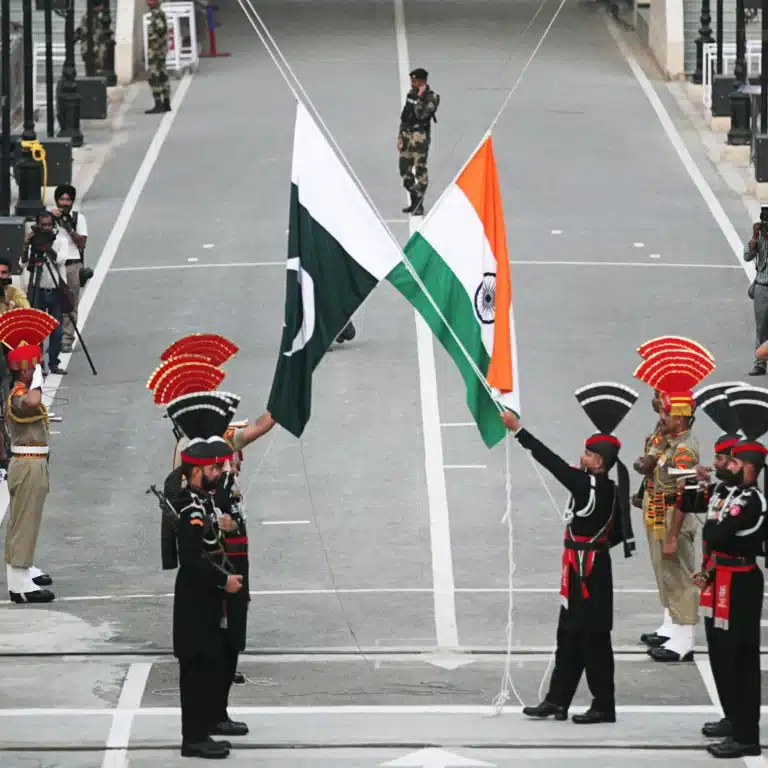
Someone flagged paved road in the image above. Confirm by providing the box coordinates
[0,0,766,764]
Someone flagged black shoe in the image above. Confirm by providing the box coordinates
[181,739,229,758]
[522,701,568,721]
[336,321,356,344]
[748,364,766,377]
[211,719,249,736]
[32,574,52,587]
[163,97,172,111]
[9,588,55,604]
[572,708,616,724]
[232,671,245,685]
[640,631,669,647]
[411,198,425,216]
[208,736,231,749]
[703,719,732,739]
[706,738,761,758]
[648,647,694,662]
[145,100,166,114]
[49,366,67,376]
[402,192,418,214]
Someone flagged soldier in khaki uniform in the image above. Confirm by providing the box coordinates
[633,338,717,661]
[3,330,56,604]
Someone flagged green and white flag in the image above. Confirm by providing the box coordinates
[267,102,403,438]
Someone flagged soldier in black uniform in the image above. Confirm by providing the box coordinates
[679,383,744,742]
[168,402,244,759]
[500,382,637,724]
[695,384,768,759]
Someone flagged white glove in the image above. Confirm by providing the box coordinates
[30,364,44,392]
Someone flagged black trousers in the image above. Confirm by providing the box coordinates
[178,638,227,744]
[546,628,615,713]
[708,627,761,744]
[214,642,240,723]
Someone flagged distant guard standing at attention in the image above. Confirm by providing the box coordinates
[397,67,439,216]
[145,0,170,114]
[0,309,59,604]
[501,382,637,724]
[695,384,768,759]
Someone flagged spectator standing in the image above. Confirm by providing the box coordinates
[745,213,768,376]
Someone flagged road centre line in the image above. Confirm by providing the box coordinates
[0,73,195,530]
[106,260,742,274]
[102,662,152,768]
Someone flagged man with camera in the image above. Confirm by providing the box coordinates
[50,185,90,354]
[745,209,768,376]
[21,212,68,376]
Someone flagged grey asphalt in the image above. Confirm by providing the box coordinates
[0,0,765,764]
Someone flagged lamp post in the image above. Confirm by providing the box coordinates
[43,0,55,137]
[716,0,723,75]
[728,0,751,144]
[693,0,715,84]
[754,0,768,182]
[14,0,44,218]
[57,0,83,147]
[85,0,95,76]
[1,0,12,216]
[100,0,116,85]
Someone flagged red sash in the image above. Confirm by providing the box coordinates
[224,535,248,557]
[699,552,714,618]
[710,551,756,630]
[560,534,607,611]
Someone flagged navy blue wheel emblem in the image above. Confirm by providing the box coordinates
[474,273,496,325]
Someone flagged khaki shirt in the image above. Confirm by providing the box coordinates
[652,430,699,497]
[6,383,49,447]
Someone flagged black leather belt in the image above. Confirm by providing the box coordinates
[713,553,756,567]
[564,539,607,552]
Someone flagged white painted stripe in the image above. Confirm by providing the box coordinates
[102,662,152,767]
[261,520,311,525]
[109,261,284,272]
[0,74,194,531]
[395,0,458,651]
[604,16,754,284]
[443,465,487,470]
[291,102,402,281]
[0,705,740,716]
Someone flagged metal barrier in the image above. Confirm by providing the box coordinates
[32,42,66,113]
[2,25,25,126]
[143,1,204,75]
[703,41,762,110]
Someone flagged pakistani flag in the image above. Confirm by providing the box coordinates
[387,134,521,449]
[267,102,403,438]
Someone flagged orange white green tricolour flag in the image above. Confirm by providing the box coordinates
[387,134,520,448]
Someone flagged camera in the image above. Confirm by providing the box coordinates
[29,224,56,251]
[0,278,13,287]
[79,266,94,287]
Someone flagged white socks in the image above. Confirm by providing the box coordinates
[28,566,43,580]
[6,565,42,594]
[656,608,672,637]
[662,622,695,656]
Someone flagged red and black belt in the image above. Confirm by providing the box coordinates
[224,535,248,557]
[700,551,757,629]
[560,534,608,610]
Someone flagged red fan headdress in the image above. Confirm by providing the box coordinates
[633,344,715,417]
[0,308,59,371]
[637,335,715,363]
[160,334,239,366]
[147,354,214,392]
[151,361,226,405]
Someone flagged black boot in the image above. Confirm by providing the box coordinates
[211,718,249,736]
[163,97,172,112]
[702,718,732,739]
[522,700,568,720]
[336,321,356,344]
[181,738,230,759]
[572,707,616,724]
[706,737,761,758]
[145,99,165,114]
[402,192,418,214]
[411,195,425,216]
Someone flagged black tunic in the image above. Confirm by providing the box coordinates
[172,488,230,659]
[211,471,249,652]
[515,428,618,633]
[702,483,767,645]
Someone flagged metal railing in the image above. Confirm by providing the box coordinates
[2,23,25,127]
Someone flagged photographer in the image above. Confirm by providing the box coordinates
[20,212,67,376]
[745,209,768,376]
[50,185,89,354]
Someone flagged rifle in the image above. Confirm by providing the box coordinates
[147,484,179,570]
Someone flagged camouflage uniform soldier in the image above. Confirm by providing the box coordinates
[398,68,439,216]
[76,5,105,74]
[146,0,171,114]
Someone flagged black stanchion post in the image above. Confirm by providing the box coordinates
[716,0,723,74]
[100,0,116,86]
[0,0,11,216]
[753,0,768,182]
[85,0,95,77]
[728,0,752,144]
[693,0,714,85]
[57,0,83,147]
[43,0,55,137]
[14,0,44,218]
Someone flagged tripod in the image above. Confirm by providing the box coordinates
[26,249,97,376]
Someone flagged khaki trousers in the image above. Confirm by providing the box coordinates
[645,502,698,625]
[62,261,82,346]
[4,457,49,568]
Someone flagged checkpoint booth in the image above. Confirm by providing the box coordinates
[142,1,202,76]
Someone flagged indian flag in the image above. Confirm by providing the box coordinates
[387,134,520,449]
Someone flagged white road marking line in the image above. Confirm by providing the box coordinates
[394,0,458,651]
[261,519,310,525]
[633,242,644,248]
[203,243,215,248]
[105,259,744,274]
[0,73,194,531]
[604,15,754,284]
[551,229,562,234]
[102,662,152,768]
[187,257,199,263]
[0,705,745,716]
[443,465,487,470]
[109,261,284,272]
[649,254,661,259]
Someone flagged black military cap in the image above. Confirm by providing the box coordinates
[410,68,428,80]
[180,436,233,467]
